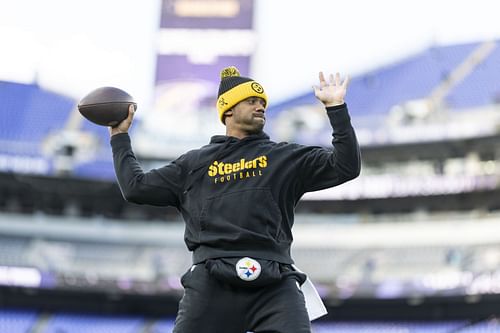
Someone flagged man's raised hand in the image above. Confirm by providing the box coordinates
[313,72,350,107]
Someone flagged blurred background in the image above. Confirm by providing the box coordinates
[1,0,500,332]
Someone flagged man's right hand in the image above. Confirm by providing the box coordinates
[109,104,135,136]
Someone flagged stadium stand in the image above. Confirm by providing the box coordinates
[0,236,30,266]
[312,321,470,333]
[43,313,145,333]
[0,82,73,146]
[150,318,176,333]
[266,40,500,147]
[457,318,500,332]
[5,310,500,333]
[267,40,498,118]
[0,81,125,180]
[0,308,38,333]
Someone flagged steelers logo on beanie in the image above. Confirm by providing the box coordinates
[216,66,268,124]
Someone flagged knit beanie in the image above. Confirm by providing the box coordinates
[216,66,268,124]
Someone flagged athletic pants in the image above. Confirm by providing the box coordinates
[173,263,311,333]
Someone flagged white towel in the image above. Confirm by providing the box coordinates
[292,264,328,321]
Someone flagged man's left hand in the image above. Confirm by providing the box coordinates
[313,72,350,107]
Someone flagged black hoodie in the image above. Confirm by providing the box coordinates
[111,103,361,264]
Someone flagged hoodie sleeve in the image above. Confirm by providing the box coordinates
[296,103,361,193]
[110,133,185,207]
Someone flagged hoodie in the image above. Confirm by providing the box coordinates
[111,103,361,264]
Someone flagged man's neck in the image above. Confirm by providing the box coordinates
[225,128,251,140]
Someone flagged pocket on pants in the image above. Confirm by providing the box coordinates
[280,263,307,286]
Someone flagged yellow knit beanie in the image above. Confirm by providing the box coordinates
[216,66,268,124]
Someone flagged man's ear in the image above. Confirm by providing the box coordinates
[222,109,233,125]
[224,109,233,119]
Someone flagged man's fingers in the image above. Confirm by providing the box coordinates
[322,72,347,87]
[318,72,327,88]
[317,71,349,94]
[312,85,320,95]
[127,105,135,121]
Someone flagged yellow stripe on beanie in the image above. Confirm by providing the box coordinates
[216,66,268,124]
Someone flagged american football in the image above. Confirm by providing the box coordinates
[78,87,137,127]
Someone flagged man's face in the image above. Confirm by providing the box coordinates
[228,97,267,134]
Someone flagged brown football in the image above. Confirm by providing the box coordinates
[78,87,137,127]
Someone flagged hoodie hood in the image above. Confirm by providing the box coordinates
[209,132,270,144]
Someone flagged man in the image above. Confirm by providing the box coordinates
[110,67,360,333]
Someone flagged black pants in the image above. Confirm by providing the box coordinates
[173,264,311,333]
